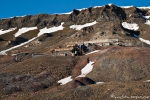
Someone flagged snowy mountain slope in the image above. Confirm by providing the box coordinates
[0,4,150,100]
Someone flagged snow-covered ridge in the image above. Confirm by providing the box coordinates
[0,28,16,35]
[121,6,134,8]
[122,22,139,31]
[14,27,38,37]
[38,22,64,36]
[70,21,97,30]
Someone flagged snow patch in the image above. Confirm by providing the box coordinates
[122,22,139,31]
[0,28,16,35]
[134,34,150,45]
[78,61,95,77]
[120,6,134,8]
[139,38,150,45]
[145,20,150,25]
[86,50,100,55]
[138,7,150,9]
[58,76,73,85]
[93,6,102,8]
[144,80,150,82]
[96,82,104,84]
[108,3,113,6]
[145,16,150,19]
[38,22,64,36]
[14,27,37,37]
[70,21,97,30]
[129,14,132,17]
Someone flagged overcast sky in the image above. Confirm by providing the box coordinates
[0,0,149,18]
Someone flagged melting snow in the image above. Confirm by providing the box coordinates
[96,82,104,84]
[144,80,150,82]
[38,22,64,36]
[122,22,139,31]
[70,21,97,30]
[78,61,95,77]
[14,27,38,37]
[58,76,73,85]
[86,50,100,55]
[120,6,134,8]
[134,34,150,45]
[145,20,150,25]
[0,28,16,35]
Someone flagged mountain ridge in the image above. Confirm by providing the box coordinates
[0,4,150,30]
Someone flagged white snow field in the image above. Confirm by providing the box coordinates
[38,22,64,36]
[78,61,95,77]
[70,21,97,30]
[122,22,139,31]
[0,28,16,35]
[14,27,38,37]
[58,76,73,85]
[0,22,65,55]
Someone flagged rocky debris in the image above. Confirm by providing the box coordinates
[82,26,94,33]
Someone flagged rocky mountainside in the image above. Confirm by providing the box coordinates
[0,4,150,100]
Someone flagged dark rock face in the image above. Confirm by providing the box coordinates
[75,77,96,85]
[0,37,4,41]
[8,37,28,46]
